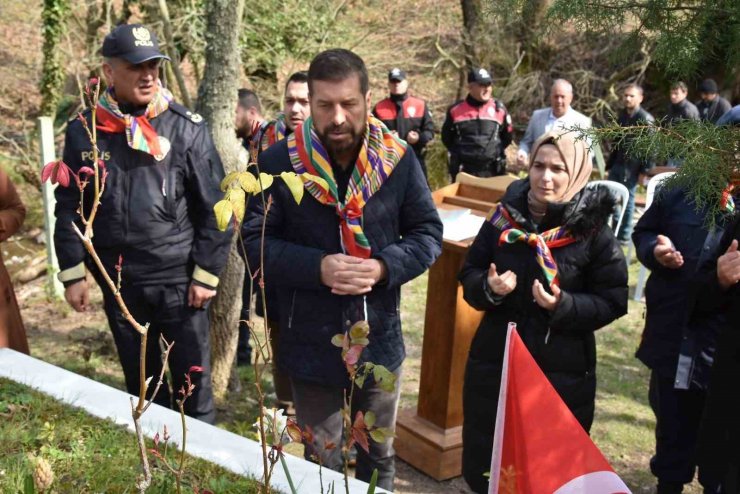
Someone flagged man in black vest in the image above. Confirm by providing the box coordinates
[441,67,513,181]
[373,68,435,178]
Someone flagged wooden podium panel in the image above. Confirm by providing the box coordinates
[395,177,512,480]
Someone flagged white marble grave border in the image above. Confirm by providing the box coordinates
[0,348,388,493]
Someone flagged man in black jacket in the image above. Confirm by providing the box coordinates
[632,187,726,493]
[243,49,442,490]
[607,84,655,243]
[55,24,230,423]
[441,67,513,180]
[696,78,732,124]
[373,68,435,178]
[665,81,700,168]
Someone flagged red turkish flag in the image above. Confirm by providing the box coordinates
[489,324,631,494]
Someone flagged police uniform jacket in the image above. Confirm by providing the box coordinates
[372,93,435,161]
[441,95,513,174]
[55,102,231,289]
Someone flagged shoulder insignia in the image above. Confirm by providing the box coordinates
[168,102,205,125]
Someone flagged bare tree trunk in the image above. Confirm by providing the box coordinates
[518,0,551,67]
[196,0,246,401]
[157,0,193,108]
[460,0,480,69]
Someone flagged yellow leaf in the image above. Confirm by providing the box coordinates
[213,200,233,231]
[281,171,305,204]
[220,171,239,192]
[228,188,246,223]
[303,172,329,191]
[257,173,274,191]
[238,172,258,194]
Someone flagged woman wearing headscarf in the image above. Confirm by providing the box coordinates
[0,168,28,354]
[458,131,628,493]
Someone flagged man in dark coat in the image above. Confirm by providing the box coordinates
[607,84,655,243]
[242,49,442,491]
[55,24,230,423]
[441,67,513,180]
[459,169,628,493]
[372,68,435,179]
[632,187,726,493]
[696,78,732,124]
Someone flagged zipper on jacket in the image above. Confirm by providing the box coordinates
[545,327,551,344]
[287,291,297,329]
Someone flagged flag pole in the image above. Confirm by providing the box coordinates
[488,322,517,494]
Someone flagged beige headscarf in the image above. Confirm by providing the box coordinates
[527,130,593,221]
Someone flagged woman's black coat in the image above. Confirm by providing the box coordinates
[458,179,628,493]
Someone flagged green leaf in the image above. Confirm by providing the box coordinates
[355,372,367,389]
[23,474,35,494]
[330,334,345,348]
[366,469,378,494]
[369,429,388,444]
[280,171,304,204]
[213,200,233,232]
[349,320,370,340]
[228,188,246,223]
[257,173,274,191]
[364,411,376,429]
[352,337,369,347]
[373,365,396,393]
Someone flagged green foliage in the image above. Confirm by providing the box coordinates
[39,0,69,117]
[0,378,260,493]
[490,0,740,77]
[582,120,740,223]
[240,0,342,78]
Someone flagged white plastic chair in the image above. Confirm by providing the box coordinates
[586,180,630,235]
[633,172,676,301]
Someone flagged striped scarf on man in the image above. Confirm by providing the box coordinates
[287,115,406,258]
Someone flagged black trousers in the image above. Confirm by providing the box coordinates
[649,371,720,491]
[98,279,216,424]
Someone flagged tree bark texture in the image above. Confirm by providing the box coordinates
[39,0,69,117]
[196,0,246,401]
[460,0,480,69]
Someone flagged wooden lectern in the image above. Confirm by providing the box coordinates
[395,174,515,480]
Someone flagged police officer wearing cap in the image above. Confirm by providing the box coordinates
[373,68,435,178]
[441,67,513,181]
[54,24,231,423]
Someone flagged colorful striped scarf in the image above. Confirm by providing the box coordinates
[720,184,736,214]
[260,114,287,151]
[248,120,271,163]
[287,115,406,258]
[96,83,173,159]
[487,204,576,287]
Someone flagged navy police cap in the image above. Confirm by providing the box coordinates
[102,24,170,64]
